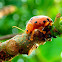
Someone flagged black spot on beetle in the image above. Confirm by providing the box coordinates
[47,18,49,21]
[27,30,28,32]
[43,20,46,23]
[35,21,37,23]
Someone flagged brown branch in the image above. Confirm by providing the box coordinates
[0,34,21,40]
[0,34,16,40]
[0,29,51,61]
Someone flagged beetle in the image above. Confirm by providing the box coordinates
[25,15,53,40]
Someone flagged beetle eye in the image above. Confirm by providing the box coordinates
[47,18,49,21]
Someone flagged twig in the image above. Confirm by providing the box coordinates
[0,29,50,61]
[0,34,18,40]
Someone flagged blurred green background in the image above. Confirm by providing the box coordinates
[0,0,62,62]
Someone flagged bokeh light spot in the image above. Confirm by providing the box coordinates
[54,0,61,3]
[17,58,24,62]
[12,28,18,34]
[0,2,3,8]
[61,52,62,58]
[21,0,27,2]
[13,14,19,21]
[32,9,38,15]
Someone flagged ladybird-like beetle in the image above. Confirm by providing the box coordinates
[26,15,52,34]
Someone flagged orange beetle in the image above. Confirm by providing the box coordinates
[26,15,52,34]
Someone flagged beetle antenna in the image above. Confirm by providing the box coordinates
[12,26,25,32]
